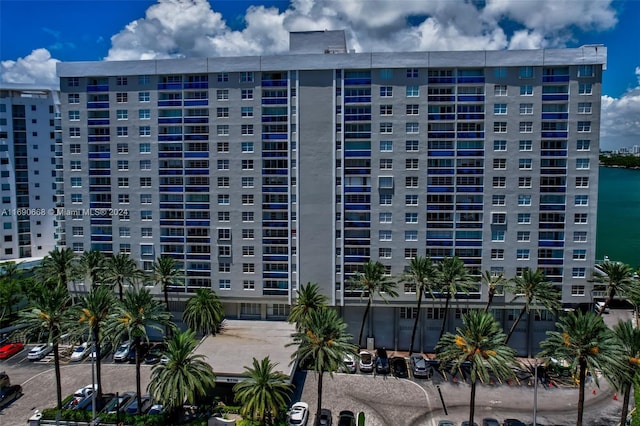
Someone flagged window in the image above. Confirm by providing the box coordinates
[577,121,591,132]
[380,69,393,79]
[516,249,530,260]
[219,280,231,290]
[242,194,254,205]
[571,285,586,296]
[520,85,533,96]
[379,248,392,258]
[140,177,152,187]
[140,159,151,170]
[241,89,253,100]
[380,140,393,152]
[493,176,506,188]
[572,268,586,278]
[519,122,533,133]
[242,246,255,256]
[69,110,80,120]
[519,140,533,151]
[519,159,533,170]
[493,122,507,133]
[494,104,507,114]
[117,177,129,188]
[405,213,418,223]
[574,231,587,242]
[494,85,507,96]
[117,160,129,171]
[518,195,532,206]
[242,263,255,273]
[71,177,82,187]
[406,86,419,97]
[578,65,593,77]
[575,195,589,206]
[405,230,418,241]
[492,230,505,242]
[575,213,588,224]
[71,193,82,203]
[380,105,393,115]
[138,75,150,85]
[578,102,592,114]
[117,126,128,137]
[519,176,532,188]
[577,140,591,151]
[379,212,392,223]
[242,229,254,239]
[380,122,393,133]
[217,142,229,153]
[380,194,392,205]
[217,125,229,136]
[493,159,506,170]
[116,76,128,86]
[405,195,418,206]
[406,104,419,115]
[406,159,419,170]
[70,144,81,154]
[517,231,531,242]
[217,89,229,100]
[380,159,393,169]
[216,107,229,118]
[217,177,229,188]
[68,93,79,104]
[405,176,419,188]
[72,242,84,253]
[517,213,532,224]
[243,280,255,290]
[139,143,151,154]
[119,211,130,221]
[407,68,419,78]
[239,71,254,82]
[241,106,253,117]
[241,124,254,136]
[116,93,128,103]
[242,159,254,170]
[140,194,152,204]
[573,249,587,260]
[218,211,230,221]
[578,83,592,95]
[491,249,504,260]
[380,86,393,97]
[242,212,254,222]
[139,109,150,119]
[494,67,507,78]
[218,228,231,240]
[492,213,507,224]
[519,66,534,78]
[519,103,533,115]
[141,210,152,221]
[116,109,128,120]
[406,122,419,134]
[69,127,80,137]
[217,73,229,82]
[492,195,506,206]
[242,177,254,188]
[576,177,589,188]
[405,248,418,259]
[406,140,419,151]
[139,126,151,136]
[576,158,590,169]
[494,140,507,151]
[218,194,230,205]
[379,230,392,241]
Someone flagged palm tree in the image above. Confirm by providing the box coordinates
[481,270,509,313]
[288,308,358,425]
[19,284,72,411]
[39,246,76,289]
[77,250,106,289]
[399,256,438,355]
[436,310,516,426]
[105,287,174,414]
[76,286,115,402]
[539,311,628,426]
[612,320,640,425]
[148,329,216,420]
[592,261,636,315]
[0,262,23,324]
[103,253,145,301]
[287,282,328,331]
[152,256,183,311]
[506,268,561,344]
[347,261,398,348]
[233,357,292,425]
[182,288,224,335]
[436,256,475,339]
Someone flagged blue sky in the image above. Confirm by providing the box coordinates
[1,0,639,149]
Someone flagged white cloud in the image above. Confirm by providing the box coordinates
[0,48,59,86]
[601,76,640,151]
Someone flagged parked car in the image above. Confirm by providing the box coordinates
[125,393,153,414]
[337,410,356,426]
[89,342,113,360]
[62,385,96,409]
[482,419,500,426]
[319,408,332,426]
[504,419,527,426]
[27,343,53,361]
[160,354,169,365]
[145,343,167,364]
[342,354,356,373]
[148,404,163,415]
[390,357,408,378]
[70,342,92,362]
[113,340,131,362]
[375,348,390,375]
[437,421,455,426]
[128,342,150,363]
[82,392,115,413]
[0,385,22,410]
[461,422,478,426]
[358,351,373,373]
[410,354,430,378]
[0,342,23,359]
[101,391,135,414]
[288,401,309,425]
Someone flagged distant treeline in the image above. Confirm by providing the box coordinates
[599,154,640,168]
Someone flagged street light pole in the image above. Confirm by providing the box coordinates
[533,359,539,426]
[91,337,96,424]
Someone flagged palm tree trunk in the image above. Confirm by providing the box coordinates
[118,280,124,301]
[505,307,526,344]
[439,295,451,339]
[316,371,324,426]
[409,288,424,355]
[485,290,494,313]
[164,283,170,311]
[598,296,613,316]
[358,299,372,348]
[134,336,142,415]
[621,381,632,426]
[577,358,587,426]
[94,325,103,402]
[53,342,62,411]
[469,379,477,426]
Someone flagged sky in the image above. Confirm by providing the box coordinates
[0,0,638,150]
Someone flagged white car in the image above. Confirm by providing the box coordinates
[62,384,96,409]
[27,343,53,361]
[358,351,374,373]
[343,354,357,373]
[70,342,92,362]
[113,340,131,362]
[288,402,309,426]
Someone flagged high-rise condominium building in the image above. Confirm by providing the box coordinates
[0,84,61,260]
[57,31,605,353]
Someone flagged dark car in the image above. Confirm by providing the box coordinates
[0,385,22,410]
[375,348,390,375]
[461,422,478,426]
[102,391,136,414]
[319,408,332,426]
[128,342,150,363]
[337,410,355,426]
[504,419,527,426]
[410,354,430,378]
[390,357,408,378]
[125,393,153,414]
[482,419,500,426]
[145,343,167,364]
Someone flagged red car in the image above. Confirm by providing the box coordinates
[0,342,24,359]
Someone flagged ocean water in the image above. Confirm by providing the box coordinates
[596,166,640,268]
